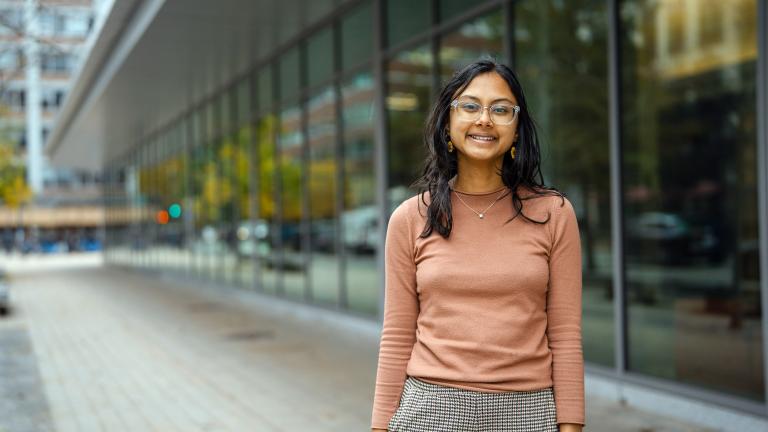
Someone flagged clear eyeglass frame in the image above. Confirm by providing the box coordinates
[450,98,521,125]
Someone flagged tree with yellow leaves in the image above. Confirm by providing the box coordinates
[0,131,32,208]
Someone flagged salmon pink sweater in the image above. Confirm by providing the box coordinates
[371,186,584,429]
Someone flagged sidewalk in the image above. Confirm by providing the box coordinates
[0,256,717,431]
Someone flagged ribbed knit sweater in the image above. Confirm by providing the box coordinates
[371,185,584,429]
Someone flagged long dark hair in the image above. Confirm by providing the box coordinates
[413,59,563,239]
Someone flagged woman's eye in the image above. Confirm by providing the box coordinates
[492,106,510,114]
[461,103,480,112]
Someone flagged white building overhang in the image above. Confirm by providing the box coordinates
[47,0,323,171]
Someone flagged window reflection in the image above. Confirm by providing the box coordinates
[621,0,763,400]
[308,87,340,306]
[386,45,433,211]
[341,0,372,70]
[516,0,614,367]
[257,114,278,294]
[191,110,207,277]
[307,28,334,88]
[218,93,238,285]
[235,81,255,289]
[387,0,430,47]
[440,0,476,22]
[342,72,378,315]
[138,141,156,269]
[159,130,186,273]
[204,103,221,279]
[279,105,306,300]
[439,9,504,84]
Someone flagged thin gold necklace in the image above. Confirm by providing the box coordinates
[452,188,508,219]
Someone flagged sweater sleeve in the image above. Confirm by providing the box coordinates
[546,196,585,426]
[371,200,419,429]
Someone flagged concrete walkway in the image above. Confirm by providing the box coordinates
[0,255,721,431]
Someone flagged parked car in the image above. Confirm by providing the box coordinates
[625,211,722,265]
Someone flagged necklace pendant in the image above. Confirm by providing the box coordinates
[479,213,484,219]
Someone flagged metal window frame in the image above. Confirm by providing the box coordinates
[374,0,388,321]
[758,0,768,417]
[608,0,627,380]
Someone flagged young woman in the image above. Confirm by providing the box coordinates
[371,60,584,432]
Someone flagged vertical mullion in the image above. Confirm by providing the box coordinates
[756,0,768,412]
[373,0,388,321]
[608,0,627,375]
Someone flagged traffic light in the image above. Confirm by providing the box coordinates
[156,210,170,225]
[168,203,182,219]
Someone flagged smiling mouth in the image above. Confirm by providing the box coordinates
[469,134,497,142]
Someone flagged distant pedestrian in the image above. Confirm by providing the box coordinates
[371,60,584,432]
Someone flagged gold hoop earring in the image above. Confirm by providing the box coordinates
[510,145,516,159]
[448,141,454,153]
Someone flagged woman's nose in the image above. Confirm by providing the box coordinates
[475,107,493,126]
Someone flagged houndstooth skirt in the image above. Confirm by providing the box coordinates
[387,377,559,432]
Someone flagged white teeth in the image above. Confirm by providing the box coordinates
[470,135,495,141]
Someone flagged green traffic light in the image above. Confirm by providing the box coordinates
[169,203,182,218]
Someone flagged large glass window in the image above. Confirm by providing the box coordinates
[439,9,504,84]
[307,27,334,88]
[515,0,614,367]
[279,104,306,300]
[386,45,433,210]
[280,48,301,103]
[308,87,340,306]
[235,80,255,289]
[137,143,151,268]
[257,113,278,295]
[440,0,477,23]
[341,0,372,70]
[306,0,335,25]
[191,109,207,277]
[342,72,378,315]
[204,102,221,279]
[169,124,188,273]
[387,0,430,48]
[218,91,238,286]
[620,0,762,400]
[258,66,273,111]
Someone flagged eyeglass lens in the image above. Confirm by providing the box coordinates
[454,99,518,125]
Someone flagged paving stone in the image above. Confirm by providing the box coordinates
[0,325,54,432]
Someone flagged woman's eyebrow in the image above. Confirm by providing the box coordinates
[459,94,516,104]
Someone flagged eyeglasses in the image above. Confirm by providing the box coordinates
[450,97,520,125]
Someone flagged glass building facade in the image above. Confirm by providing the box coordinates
[100,0,768,421]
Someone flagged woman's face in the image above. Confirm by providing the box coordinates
[448,71,519,166]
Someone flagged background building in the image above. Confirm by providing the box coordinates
[46,0,768,429]
[0,0,102,253]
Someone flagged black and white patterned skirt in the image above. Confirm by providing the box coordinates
[387,377,559,432]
